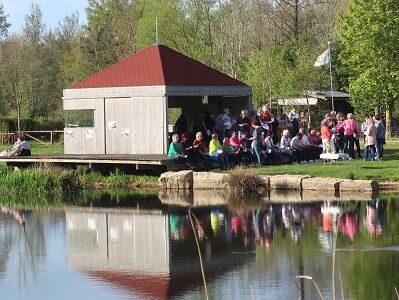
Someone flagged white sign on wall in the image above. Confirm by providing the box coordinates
[66,130,74,138]
[121,129,130,137]
[86,130,95,139]
[108,121,117,129]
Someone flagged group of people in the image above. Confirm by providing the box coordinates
[320,112,385,160]
[168,106,386,169]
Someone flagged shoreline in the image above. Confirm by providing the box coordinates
[158,170,399,194]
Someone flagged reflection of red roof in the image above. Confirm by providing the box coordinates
[85,271,169,299]
[70,44,247,89]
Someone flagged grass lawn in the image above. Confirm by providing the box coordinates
[254,139,399,182]
[0,140,64,155]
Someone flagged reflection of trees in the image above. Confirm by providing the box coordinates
[0,208,54,288]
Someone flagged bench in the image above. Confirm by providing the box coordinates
[320,153,350,167]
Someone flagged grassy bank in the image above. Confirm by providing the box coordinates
[0,163,80,194]
[252,140,399,182]
[0,139,397,196]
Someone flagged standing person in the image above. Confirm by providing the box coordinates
[363,118,377,161]
[236,109,251,137]
[175,114,188,136]
[192,111,207,136]
[215,110,226,144]
[251,109,263,137]
[261,105,272,136]
[374,115,385,159]
[276,108,288,144]
[360,115,370,140]
[337,113,359,160]
[288,106,300,137]
[203,110,215,135]
[249,120,263,166]
[321,118,333,153]
[271,110,279,145]
[193,132,213,171]
[336,114,345,153]
[222,108,232,139]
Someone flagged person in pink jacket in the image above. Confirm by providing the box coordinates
[337,113,359,160]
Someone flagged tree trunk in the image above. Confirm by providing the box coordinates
[385,109,391,138]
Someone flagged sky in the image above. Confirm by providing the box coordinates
[2,0,87,33]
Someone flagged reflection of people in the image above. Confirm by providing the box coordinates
[1,206,31,225]
[365,199,386,236]
[7,136,31,157]
[339,204,360,241]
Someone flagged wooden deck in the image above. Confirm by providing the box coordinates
[0,154,176,171]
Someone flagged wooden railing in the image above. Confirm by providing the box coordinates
[0,130,64,145]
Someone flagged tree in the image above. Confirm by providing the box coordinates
[339,0,399,136]
[0,35,31,134]
[0,3,11,40]
[82,0,140,73]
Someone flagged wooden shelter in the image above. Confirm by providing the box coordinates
[63,43,252,155]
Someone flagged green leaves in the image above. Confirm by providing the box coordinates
[339,0,399,120]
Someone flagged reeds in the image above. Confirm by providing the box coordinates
[0,163,80,194]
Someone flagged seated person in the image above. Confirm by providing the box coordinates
[264,131,282,164]
[229,131,241,150]
[308,128,323,160]
[298,127,319,163]
[7,136,31,157]
[239,131,252,165]
[168,134,193,169]
[209,133,229,170]
[193,132,213,171]
[222,137,243,166]
[280,130,297,164]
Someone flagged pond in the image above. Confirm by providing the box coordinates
[1,191,399,300]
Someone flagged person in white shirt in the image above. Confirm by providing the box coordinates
[290,132,307,163]
[280,129,298,164]
[7,136,31,157]
[264,131,282,164]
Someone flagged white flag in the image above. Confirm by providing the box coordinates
[314,49,330,67]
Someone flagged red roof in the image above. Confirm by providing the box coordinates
[70,44,247,89]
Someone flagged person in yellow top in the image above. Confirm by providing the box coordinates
[208,133,229,169]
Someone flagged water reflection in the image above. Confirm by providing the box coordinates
[0,192,399,299]
[365,199,386,236]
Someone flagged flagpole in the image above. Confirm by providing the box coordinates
[328,41,334,112]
